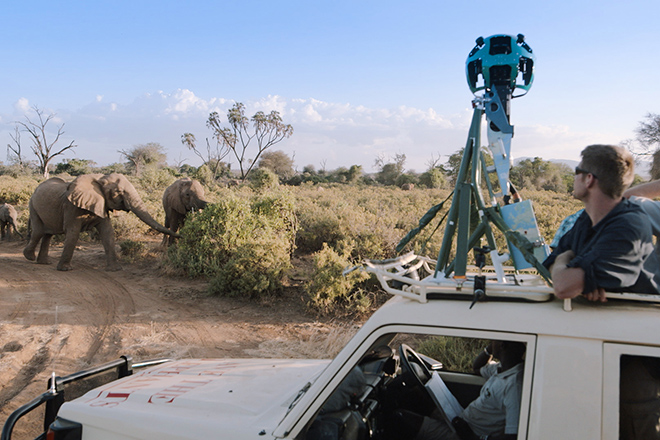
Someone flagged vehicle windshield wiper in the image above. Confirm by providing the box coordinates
[286,382,311,415]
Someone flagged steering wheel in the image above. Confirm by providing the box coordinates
[398,344,457,431]
[398,344,433,389]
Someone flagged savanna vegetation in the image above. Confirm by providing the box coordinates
[2,107,657,320]
[0,165,585,318]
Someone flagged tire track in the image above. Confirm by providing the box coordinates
[68,262,137,364]
[0,342,52,410]
[0,245,139,411]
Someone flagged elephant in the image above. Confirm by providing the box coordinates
[23,173,179,271]
[161,178,208,246]
[0,203,23,241]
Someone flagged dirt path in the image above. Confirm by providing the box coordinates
[0,240,347,438]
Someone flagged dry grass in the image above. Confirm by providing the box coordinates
[244,322,360,359]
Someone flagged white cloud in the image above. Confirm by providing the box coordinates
[0,90,618,172]
[14,98,30,114]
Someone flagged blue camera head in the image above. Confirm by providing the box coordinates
[466,34,535,97]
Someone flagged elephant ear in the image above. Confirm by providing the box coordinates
[67,174,108,218]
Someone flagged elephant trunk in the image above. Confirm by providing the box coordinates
[194,199,208,211]
[125,193,180,237]
[13,220,24,239]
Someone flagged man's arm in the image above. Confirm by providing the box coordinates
[472,343,493,374]
[623,180,660,199]
[549,250,584,299]
[550,250,607,301]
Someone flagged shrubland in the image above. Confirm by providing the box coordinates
[0,171,583,317]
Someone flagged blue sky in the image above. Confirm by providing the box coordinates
[1,1,658,173]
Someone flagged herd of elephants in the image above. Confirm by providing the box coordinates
[0,174,208,271]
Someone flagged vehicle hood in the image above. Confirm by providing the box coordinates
[57,358,330,439]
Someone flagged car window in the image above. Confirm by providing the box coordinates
[300,331,530,440]
[619,355,660,439]
[603,343,660,440]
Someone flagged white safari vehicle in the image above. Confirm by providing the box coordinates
[3,254,660,440]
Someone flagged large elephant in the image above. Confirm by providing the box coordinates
[161,177,208,246]
[0,203,22,241]
[23,173,179,271]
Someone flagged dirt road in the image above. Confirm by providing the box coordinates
[0,240,347,438]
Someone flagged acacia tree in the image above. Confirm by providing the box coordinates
[14,106,76,178]
[119,142,167,176]
[205,102,294,182]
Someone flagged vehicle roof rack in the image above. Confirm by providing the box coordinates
[349,252,553,305]
[350,253,660,310]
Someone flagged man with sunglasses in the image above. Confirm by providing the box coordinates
[543,144,660,301]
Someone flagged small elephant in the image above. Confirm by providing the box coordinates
[0,203,23,241]
[23,173,179,271]
[162,178,208,246]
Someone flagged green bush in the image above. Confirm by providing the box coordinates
[167,191,296,298]
[249,167,279,191]
[136,167,177,195]
[294,186,448,260]
[208,241,290,297]
[419,168,448,189]
[306,243,372,316]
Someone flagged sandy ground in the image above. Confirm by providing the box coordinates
[0,239,355,439]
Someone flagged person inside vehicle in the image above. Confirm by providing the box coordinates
[392,340,525,440]
[543,144,660,301]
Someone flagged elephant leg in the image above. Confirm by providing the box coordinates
[1,224,5,240]
[97,219,122,271]
[57,225,82,271]
[24,225,44,261]
[36,234,53,264]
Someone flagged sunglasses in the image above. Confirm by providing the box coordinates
[575,166,598,179]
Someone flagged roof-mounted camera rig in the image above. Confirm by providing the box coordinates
[433,34,547,284]
[364,34,552,304]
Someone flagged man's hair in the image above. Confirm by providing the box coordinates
[580,144,634,199]
[501,341,526,363]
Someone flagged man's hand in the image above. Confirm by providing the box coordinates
[584,287,607,302]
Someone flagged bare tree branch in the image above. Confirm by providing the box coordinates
[7,126,25,166]
[181,131,231,180]
[636,113,660,149]
[15,106,76,178]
